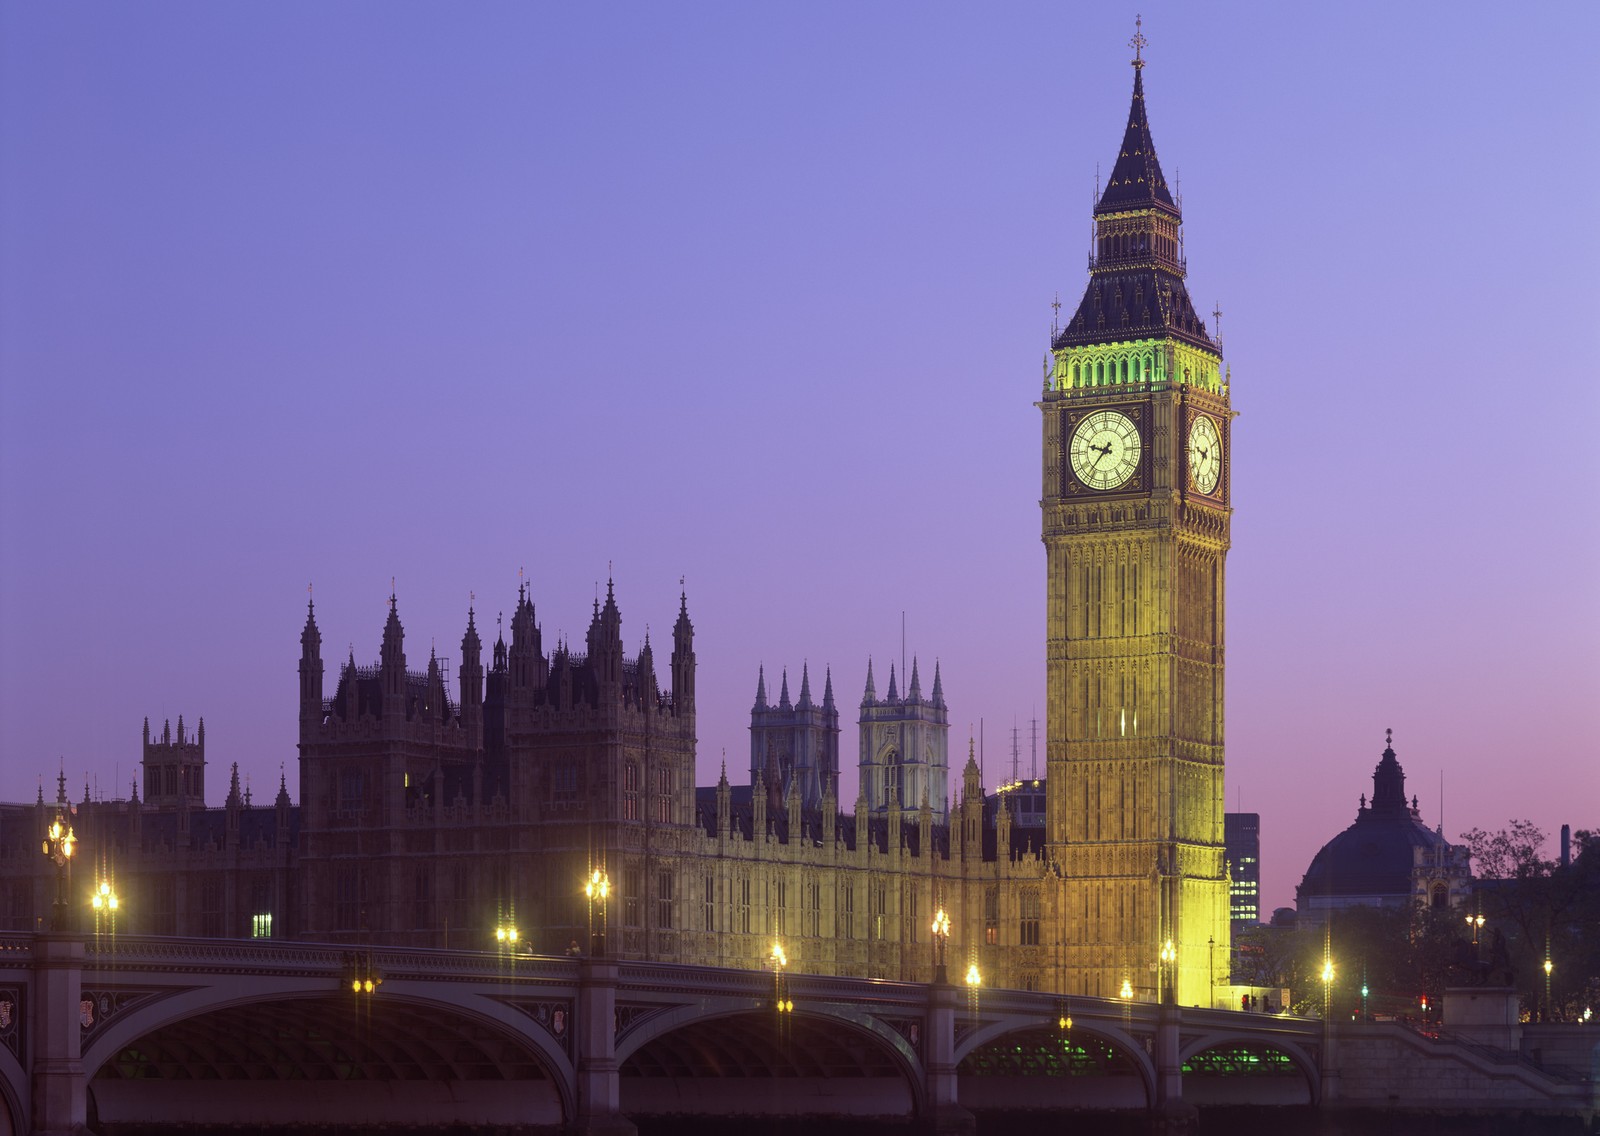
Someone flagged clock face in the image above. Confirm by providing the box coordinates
[1188,415,1222,495]
[1069,409,1142,490]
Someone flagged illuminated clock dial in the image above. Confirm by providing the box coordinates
[1069,409,1141,490]
[1188,414,1222,495]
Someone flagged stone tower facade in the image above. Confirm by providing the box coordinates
[858,658,949,822]
[1040,41,1232,1003]
[749,664,840,813]
[141,714,206,810]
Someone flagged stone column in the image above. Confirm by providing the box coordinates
[573,958,635,1136]
[925,981,974,1135]
[31,932,86,1136]
[1151,1002,1196,1134]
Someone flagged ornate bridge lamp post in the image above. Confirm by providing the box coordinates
[931,907,951,985]
[1465,912,1485,946]
[1543,953,1553,1022]
[584,869,610,957]
[770,941,792,1014]
[41,809,77,932]
[1159,939,1177,1006]
[91,880,119,937]
[1321,957,1335,1020]
[494,921,519,952]
[344,951,383,997]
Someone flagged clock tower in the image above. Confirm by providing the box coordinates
[1040,33,1232,1005]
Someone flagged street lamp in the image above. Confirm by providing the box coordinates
[1543,954,1553,1022]
[584,868,610,957]
[1465,913,1485,945]
[494,922,519,950]
[1321,957,1335,1021]
[91,880,119,936]
[41,810,77,932]
[345,950,382,996]
[1119,977,1133,1001]
[931,907,951,984]
[771,941,792,1013]
[1159,939,1177,1005]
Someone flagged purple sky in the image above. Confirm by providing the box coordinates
[3,3,1596,916]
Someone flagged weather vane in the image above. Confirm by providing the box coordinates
[1129,14,1147,68]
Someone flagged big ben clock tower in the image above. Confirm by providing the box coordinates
[1041,26,1231,1005]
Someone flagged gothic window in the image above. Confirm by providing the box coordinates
[1431,884,1448,909]
[1020,887,1042,946]
[804,878,820,937]
[152,876,176,936]
[624,866,642,927]
[738,876,751,934]
[655,767,671,824]
[872,885,886,940]
[775,877,787,937]
[656,870,673,930]
[984,886,999,945]
[338,767,365,814]
[703,875,715,932]
[413,866,432,929]
[622,762,639,821]
[335,869,361,931]
[903,889,918,944]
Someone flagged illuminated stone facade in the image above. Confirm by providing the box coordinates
[1039,49,1232,1003]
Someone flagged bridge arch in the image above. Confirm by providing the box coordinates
[1178,1032,1318,1106]
[954,1017,1154,1112]
[82,979,574,1131]
[617,997,926,1121]
[0,1044,23,1136]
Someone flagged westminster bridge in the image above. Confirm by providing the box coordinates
[0,933,1591,1134]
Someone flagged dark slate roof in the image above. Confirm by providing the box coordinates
[1297,741,1451,901]
[1053,268,1216,352]
[1096,67,1175,215]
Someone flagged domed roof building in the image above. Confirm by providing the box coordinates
[1295,730,1472,925]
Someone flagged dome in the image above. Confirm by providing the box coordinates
[1297,731,1453,906]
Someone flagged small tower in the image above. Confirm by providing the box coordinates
[671,588,696,714]
[299,593,323,732]
[858,655,950,821]
[748,661,840,812]
[142,713,207,811]
[459,603,484,748]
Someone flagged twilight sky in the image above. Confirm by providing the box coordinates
[2,2,1596,916]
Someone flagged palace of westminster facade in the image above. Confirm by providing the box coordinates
[0,47,1235,1004]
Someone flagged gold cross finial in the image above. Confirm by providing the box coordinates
[1130,14,1147,68]
[1051,292,1062,319]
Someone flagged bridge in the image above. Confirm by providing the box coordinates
[0,931,1590,1134]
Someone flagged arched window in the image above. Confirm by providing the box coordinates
[1431,884,1448,909]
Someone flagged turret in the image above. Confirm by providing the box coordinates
[636,633,658,709]
[908,657,922,702]
[778,668,792,711]
[862,659,876,705]
[931,661,944,708]
[753,665,769,711]
[797,663,813,709]
[459,604,483,747]
[886,663,898,703]
[380,591,406,719]
[587,577,623,691]
[671,588,695,713]
[716,759,731,840]
[508,582,544,699]
[299,594,323,733]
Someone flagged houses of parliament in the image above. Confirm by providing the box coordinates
[0,45,1232,1004]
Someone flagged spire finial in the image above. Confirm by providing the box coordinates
[1129,13,1147,69]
